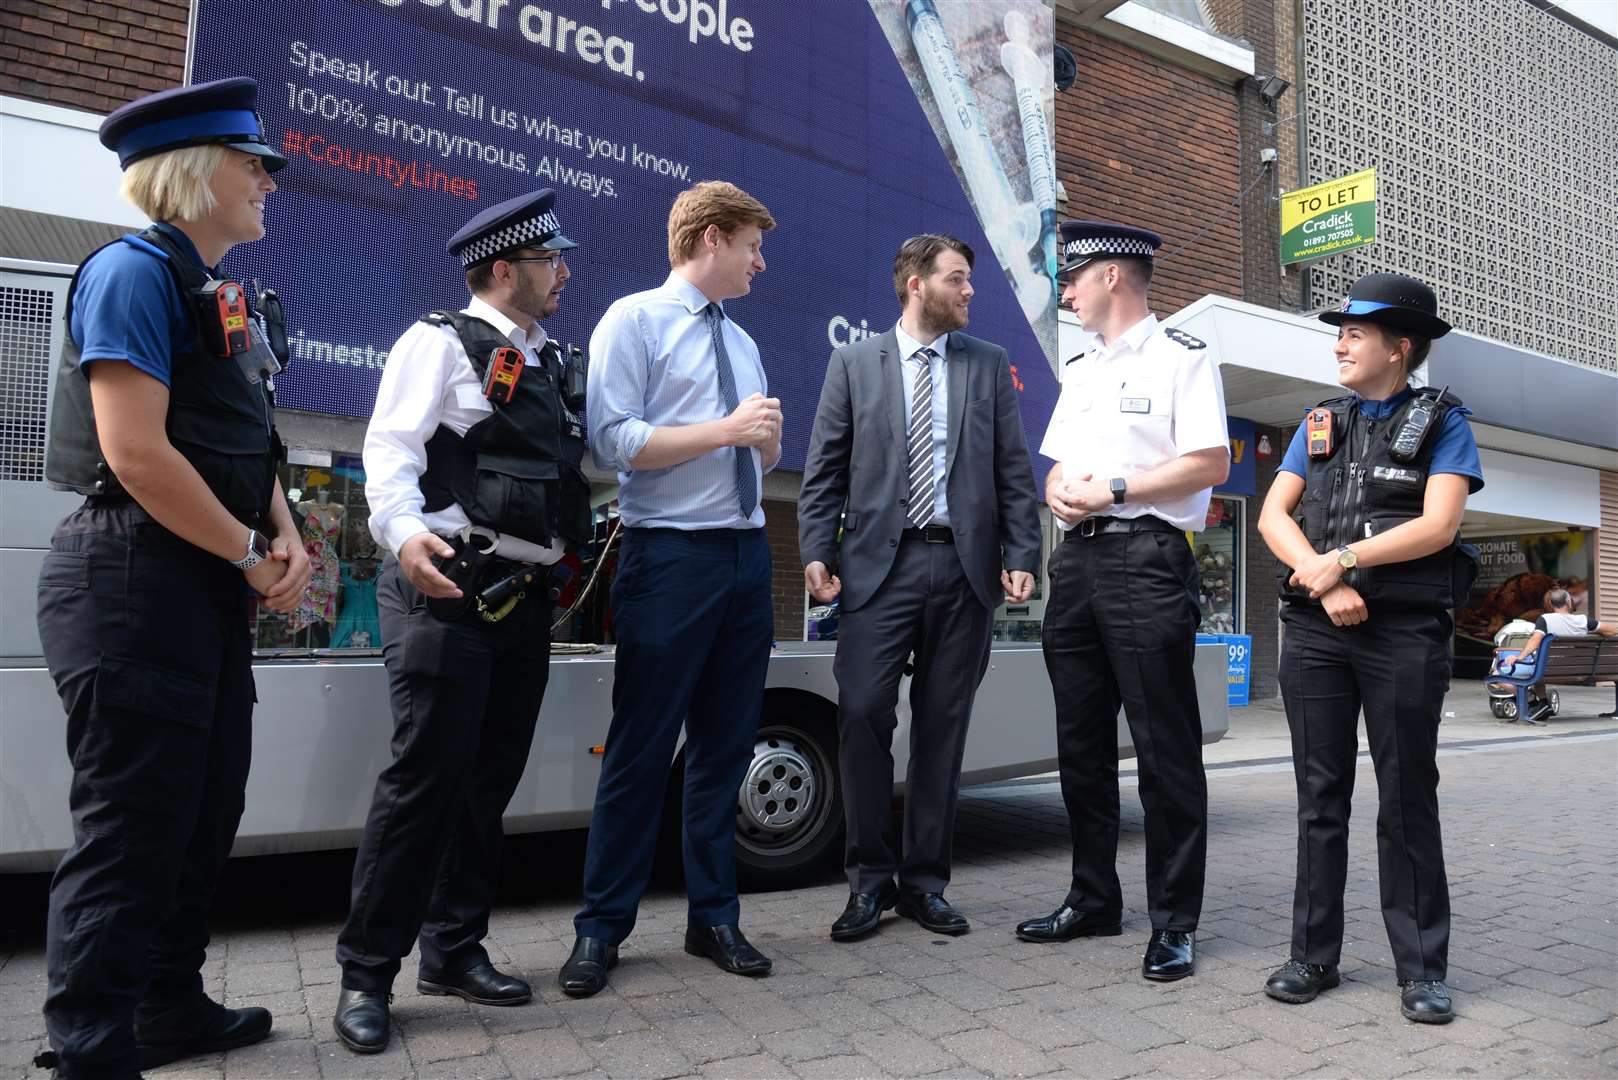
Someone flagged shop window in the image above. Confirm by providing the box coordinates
[253,455,381,654]
[1195,496,1243,635]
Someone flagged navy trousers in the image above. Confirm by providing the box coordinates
[574,527,772,945]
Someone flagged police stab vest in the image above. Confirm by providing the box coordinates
[417,311,592,550]
[46,226,280,527]
[1280,388,1475,612]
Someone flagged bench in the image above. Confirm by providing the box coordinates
[1490,636,1618,724]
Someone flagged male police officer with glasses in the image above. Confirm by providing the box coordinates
[334,190,592,1053]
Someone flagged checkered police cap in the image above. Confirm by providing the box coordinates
[447,189,578,269]
[1057,220,1162,275]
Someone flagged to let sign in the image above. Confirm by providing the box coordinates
[1280,168,1376,265]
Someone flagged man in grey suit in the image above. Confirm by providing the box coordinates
[800,234,1042,940]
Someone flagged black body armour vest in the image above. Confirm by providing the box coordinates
[417,311,592,550]
[1280,388,1475,612]
[46,226,280,527]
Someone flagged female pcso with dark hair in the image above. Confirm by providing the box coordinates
[1257,272,1483,1025]
[34,78,308,1079]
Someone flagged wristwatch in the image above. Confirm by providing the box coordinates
[1335,545,1358,570]
[231,529,270,570]
[1109,477,1128,505]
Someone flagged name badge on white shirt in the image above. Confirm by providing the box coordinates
[1120,396,1151,414]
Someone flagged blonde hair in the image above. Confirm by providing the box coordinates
[120,144,227,223]
[667,181,774,266]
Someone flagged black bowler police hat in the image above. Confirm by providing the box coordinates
[1058,219,1162,276]
[448,189,579,269]
[1319,272,1451,340]
[99,77,287,172]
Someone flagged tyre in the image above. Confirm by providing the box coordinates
[1489,700,1507,719]
[733,703,844,888]
[1549,689,1561,716]
[1501,698,1518,720]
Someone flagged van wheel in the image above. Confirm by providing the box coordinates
[734,711,844,887]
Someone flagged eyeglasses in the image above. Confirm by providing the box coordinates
[505,254,566,268]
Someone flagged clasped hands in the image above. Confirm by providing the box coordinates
[245,530,313,613]
[1045,471,1113,526]
[1289,548,1367,627]
[725,392,782,449]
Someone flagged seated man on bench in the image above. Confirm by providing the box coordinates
[1500,588,1616,716]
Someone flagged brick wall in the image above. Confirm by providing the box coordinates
[1054,16,1242,316]
[1,0,190,115]
[763,498,805,642]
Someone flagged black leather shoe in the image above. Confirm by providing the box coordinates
[1015,904,1123,943]
[831,881,900,941]
[1264,959,1340,1003]
[684,924,773,976]
[1399,979,1454,1023]
[418,961,532,1006]
[896,891,970,935]
[558,936,618,998]
[1141,930,1196,981]
[333,988,391,1054]
[134,995,272,1069]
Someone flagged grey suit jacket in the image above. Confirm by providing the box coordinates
[799,327,1042,613]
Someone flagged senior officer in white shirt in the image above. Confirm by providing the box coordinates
[334,190,594,1054]
[1015,221,1229,983]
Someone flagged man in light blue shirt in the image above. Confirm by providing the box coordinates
[562,182,782,998]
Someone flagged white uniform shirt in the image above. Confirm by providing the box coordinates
[1040,313,1229,532]
[365,294,565,564]
[892,324,951,526]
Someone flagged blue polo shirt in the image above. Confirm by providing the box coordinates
[69,222,210,387]
[1279,388,1484,493]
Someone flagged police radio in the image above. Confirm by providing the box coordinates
[197,279,251,357]
[253,280,289,370]
[1306,408,1334,458]
[1388,385,1447,463]
[483,346,525,405]
[562,344,587,412]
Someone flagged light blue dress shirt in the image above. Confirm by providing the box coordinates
[587,272,771,530]
[893,324,951,526]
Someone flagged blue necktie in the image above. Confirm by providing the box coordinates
[705,303,758,519]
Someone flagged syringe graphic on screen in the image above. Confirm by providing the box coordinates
[1001,9,1059,293]
[905,0,1047,323]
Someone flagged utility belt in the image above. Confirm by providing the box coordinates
[1064,514,1182,540]
[425,529,550,624]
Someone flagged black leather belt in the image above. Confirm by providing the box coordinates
[1066,515,1182,540]
[901,525,954,544]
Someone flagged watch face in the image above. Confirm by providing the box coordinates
[251,531,270,559]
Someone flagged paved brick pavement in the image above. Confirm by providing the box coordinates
[3,732,1613,1079]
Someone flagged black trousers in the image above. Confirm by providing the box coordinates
[335,559,551,991]
[574,528,772,945]
[833,536,994,895]
[1041,524,1207,931]
[1279,602,1452,981]
[37,502,255,1080]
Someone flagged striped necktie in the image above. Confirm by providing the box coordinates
[704,303,758,519]
[906,347,938,529]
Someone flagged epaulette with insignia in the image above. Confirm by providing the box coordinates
[1163,327,1206,350]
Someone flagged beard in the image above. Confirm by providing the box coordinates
[919,285,968,337]
[509,272,559,321]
